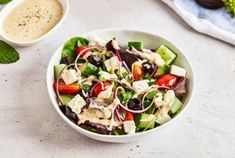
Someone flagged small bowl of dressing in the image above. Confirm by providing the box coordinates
[0,0,69,46]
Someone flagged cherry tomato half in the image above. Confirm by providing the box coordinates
[156,74,178,88]
[125,112,134,121]
[75,46,91,57]
[133,64,144,80]
[53,82,80,94]
[91,81,110,97]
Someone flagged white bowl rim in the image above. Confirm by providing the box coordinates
[46,28,195,139]
[0,0,69,45]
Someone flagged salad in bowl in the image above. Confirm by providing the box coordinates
[52,35,188,136]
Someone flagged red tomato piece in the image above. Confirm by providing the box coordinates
[125,112,134,121]
[75,46,91,57]
[156,74,178,88]
[53,82,80,94]
[91,81,110,97]
[133,65,144,80]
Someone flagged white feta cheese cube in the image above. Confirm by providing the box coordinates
[163,90,175,107]
[98,71,117,81]
[67,94,86,114]
[123,121,136,135]
[156,114,171,125]
[170,65,186,77]
[89,36,106,47]
[154,93,163,107]
[104,56,119,72]
[132,80,149,94]
[61,69,78,85]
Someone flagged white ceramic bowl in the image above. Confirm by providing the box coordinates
[46,29,195,143]
[0,0,69,46]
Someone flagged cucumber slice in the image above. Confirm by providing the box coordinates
[139,114,156,129]
[128,41,143,51]
[155,65,170,77]
[170,97,183,114]
[54,64,66,79]
[60,94,74,106]
[156,45,176,65]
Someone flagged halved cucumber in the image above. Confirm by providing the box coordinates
[170,97,183,114]
[139,114,156,129]
[60,94,74,106]
[156,45,176,65]
[54,64,66,79]
[155,65,170,77]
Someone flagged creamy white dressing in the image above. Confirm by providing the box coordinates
[78,101,120,127]
[132,48,165,66]
[3,0,63,42]
[81,75,97,85]
[154,90,175,124]
[98,71,117,81]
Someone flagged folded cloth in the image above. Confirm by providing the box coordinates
[161,0,235,46]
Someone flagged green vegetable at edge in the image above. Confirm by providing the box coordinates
[54,64,66,80]
[0,0,12,4]
[61,37,89,63]
[224,0,235,17]
[0,40,19,64]
[128,41,143,51]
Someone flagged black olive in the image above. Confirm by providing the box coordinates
[196,0,224,9]
[127,98,142,110]
[60,57,70,65]
[87,55,101,67]
[59,106,66,113]
[142,62,154,74]
[106,39,115,53]
[64,106,78,124]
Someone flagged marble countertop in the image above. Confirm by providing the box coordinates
[0,0,234,157]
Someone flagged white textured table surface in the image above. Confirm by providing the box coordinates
[0,0,235,157]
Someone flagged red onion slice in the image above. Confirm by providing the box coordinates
[122,61,134,79]
[55,64,75,106]
[113,85,171,114]
[115,49,122,63]
[74,46,103,72]
[149,64,158,78]
[114,86,153,114]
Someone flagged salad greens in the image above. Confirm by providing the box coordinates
[61,37,89,62]
[53,36,188,135]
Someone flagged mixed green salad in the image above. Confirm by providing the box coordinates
[53,36,188,135]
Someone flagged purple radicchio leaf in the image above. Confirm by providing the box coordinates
[173,77,187,96]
